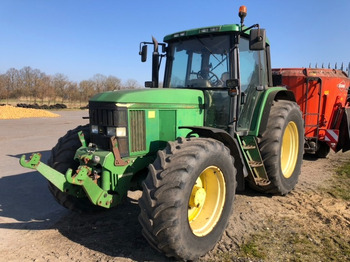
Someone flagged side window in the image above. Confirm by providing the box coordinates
[237,38,268,131]
[239,38,267,91]
[169,49,187,87]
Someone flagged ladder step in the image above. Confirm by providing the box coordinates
[249,160,263,168]
[254,178,271,186]
[243,145,256,150]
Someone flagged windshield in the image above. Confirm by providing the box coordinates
[166,35,231,88]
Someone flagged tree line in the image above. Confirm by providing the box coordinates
[0,66,142,106]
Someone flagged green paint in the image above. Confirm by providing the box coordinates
[90,88,204,107]
[248,87,287,136]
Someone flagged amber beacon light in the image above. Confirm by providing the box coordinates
[238,5,247,27]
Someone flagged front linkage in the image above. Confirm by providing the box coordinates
[20,131,125,208]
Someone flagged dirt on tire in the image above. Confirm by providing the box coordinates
[1,151,349,262]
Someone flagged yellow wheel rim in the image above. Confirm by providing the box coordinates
[188,166,226,237]
[281,121,299,178]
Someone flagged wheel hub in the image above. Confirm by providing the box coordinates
[188,166,226,237]
[189,186,206,208]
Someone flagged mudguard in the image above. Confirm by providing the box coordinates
[180,126,248,191]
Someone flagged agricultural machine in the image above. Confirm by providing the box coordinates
[273,68,350,157]
[20,6,349,261]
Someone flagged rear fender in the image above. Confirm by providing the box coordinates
[258,89,296,136]
[179,126,247,192]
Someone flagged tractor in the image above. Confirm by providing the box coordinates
[20,6,304,260]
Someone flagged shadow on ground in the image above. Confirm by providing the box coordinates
[53,198,170,261]
[0,150,70,230]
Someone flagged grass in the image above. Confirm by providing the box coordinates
[327,161,350,201]
[213,223,350,262]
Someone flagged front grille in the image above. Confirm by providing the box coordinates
[89,102,129,157]
[89,102,127,126]
[130,110,146,152]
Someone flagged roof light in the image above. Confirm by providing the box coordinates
[173,32,186,38]
[238,5,247,27]
[200,27,220,34]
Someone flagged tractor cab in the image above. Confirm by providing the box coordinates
[140,8,271,134]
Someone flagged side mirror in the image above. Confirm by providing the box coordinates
[140,45,148,62]
[144,81,154,88]
[249,29,266,50]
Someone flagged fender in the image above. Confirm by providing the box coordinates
[179,126,248,191]
[257,88,296,137]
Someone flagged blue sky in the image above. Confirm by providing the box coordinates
[0,0,349,85]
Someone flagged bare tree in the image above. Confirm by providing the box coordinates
[37,73,51,104]
[105,75,122,91]
[123,79,142,89]
[91,74,107,93]
[53,73,69,103]
[0,66,143,106]
[66,81,80,104]
[0,74,7,102]
[5,68,20,101]
[79,80,95,106]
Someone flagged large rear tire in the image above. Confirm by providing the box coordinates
[48,125,103,213]
[255,100,304,195]
[138,137,236,261]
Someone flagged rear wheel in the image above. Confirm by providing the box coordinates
[255,100,303,195]
[316,141,330,158]
[138,137,236,260]
[48,125,103,213]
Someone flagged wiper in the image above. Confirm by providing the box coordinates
[212,56,227,71]
[196,37,221,64]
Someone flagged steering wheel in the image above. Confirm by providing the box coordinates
[196,70,221,86]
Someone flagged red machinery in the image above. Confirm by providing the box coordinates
[272,68,350,157]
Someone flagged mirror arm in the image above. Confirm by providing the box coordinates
[241,23,259,34]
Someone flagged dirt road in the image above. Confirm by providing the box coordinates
[0,111,349,261]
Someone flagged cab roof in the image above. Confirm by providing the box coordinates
[163,24,270,45]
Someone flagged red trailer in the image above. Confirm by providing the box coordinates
[272,68,350,157]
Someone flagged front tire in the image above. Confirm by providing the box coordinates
[256,100,304,195]
[138,137,236,261]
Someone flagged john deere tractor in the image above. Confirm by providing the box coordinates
[21,6,303,261]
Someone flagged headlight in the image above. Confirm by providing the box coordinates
[91,125,98,134]
[116,127,127,137]
[106,127,116,136]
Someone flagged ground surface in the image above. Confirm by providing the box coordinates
[0,110,349,262]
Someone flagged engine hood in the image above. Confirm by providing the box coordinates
[90,88,204,109]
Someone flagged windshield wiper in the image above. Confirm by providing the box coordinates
[196,37,221,64]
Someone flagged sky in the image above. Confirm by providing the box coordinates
[0,0,349,85]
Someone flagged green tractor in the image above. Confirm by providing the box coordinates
[20,6,303,261]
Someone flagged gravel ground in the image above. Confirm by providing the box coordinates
[0,110,349,262]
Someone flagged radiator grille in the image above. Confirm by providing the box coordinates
[130,110,146,152]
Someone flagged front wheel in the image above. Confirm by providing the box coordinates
[138,137,237,261]
[256,100,304,195]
